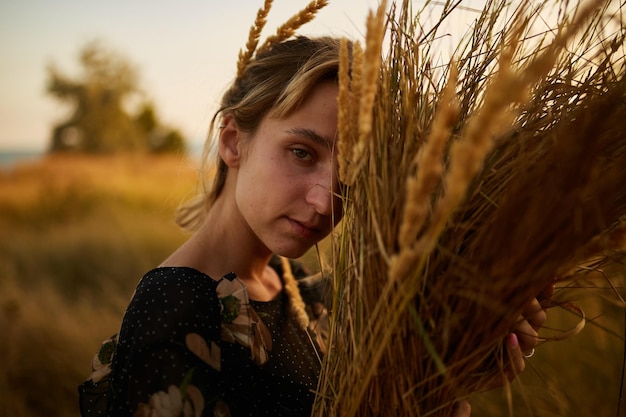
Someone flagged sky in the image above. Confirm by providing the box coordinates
[0,0,383,151]
[0,0,498,152]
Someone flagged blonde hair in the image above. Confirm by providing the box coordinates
[176,36,344,231]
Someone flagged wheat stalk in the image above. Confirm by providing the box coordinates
[314,0,626,416]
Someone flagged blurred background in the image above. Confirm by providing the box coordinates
[0,1,624,416]
[0,0,377,155]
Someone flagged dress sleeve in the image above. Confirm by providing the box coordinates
[107,269,224,417]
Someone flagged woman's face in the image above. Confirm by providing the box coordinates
[234,80,342,258]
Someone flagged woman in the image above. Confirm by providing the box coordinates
[79,36,545,417]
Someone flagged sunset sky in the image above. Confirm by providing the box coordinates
[0,0,481,151]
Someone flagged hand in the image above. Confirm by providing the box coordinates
[506,283,554,380]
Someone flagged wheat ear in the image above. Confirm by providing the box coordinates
[337,38,353,184]
[257,0,329,55]
[398,63,460,249]
[236,0,273,79]
[343,2,387,185]
[280,256,310,331]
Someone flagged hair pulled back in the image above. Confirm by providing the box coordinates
[176,36,343,231]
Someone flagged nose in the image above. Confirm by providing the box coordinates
[305,183,334,216]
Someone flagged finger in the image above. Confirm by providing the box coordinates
[506,333,525,380]
[513,315,540,353]
[538,282,556,308]
[521,298,547,331]
[482,334,525,390]
[451,400,471,417]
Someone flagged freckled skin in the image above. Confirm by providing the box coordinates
[233,81,342,259]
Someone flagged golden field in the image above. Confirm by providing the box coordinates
[0,154,196,417]
[0,154,623,416]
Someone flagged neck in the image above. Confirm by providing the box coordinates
[161,192,281,300]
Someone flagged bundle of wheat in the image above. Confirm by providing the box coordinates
[313,0,626,416]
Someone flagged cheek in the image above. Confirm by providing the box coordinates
[234,164,265,213]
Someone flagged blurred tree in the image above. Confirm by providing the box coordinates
[135,102,186,154]
[135,102,158,134]
[46,40,187,154]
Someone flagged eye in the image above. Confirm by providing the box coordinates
[291,148,313,162]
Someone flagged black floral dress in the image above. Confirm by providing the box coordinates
[79,259,326,417]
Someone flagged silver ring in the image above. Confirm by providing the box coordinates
[523,348,535,358]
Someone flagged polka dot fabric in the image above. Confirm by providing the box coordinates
[81,265,322,417]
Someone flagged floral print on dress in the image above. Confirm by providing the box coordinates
[88,334,118,383]
[133,383,205,417]
[216,273,272,365]
[212,399,232,417]
[185,333,221,372]
[79,265,320,417]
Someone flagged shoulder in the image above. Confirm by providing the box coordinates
[122,267,223,336]
[134,266,219,300]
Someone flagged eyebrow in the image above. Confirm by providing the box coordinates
[286,127,334,150]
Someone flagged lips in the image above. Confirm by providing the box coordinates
[287,217,326,239]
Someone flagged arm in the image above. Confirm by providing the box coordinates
[108,270,225,417]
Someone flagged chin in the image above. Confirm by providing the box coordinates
[271,243,313,260]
